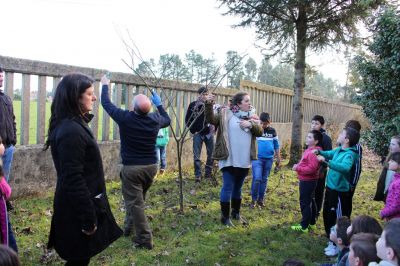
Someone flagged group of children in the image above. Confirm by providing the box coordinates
[251,113,400,265]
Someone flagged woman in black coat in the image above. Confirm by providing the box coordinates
[45,73,122,265]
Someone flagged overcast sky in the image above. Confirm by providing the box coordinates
[1,0,349,85]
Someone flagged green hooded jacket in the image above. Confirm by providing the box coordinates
[319,146,359,192]
[156,127,169,147]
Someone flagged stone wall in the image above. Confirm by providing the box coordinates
[9,122,332,198]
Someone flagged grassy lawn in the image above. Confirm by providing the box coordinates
[11,161,383,265]
[12,101,116,144]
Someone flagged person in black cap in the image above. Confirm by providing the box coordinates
[185,86,215,182]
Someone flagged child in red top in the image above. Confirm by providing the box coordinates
[291,130,323,232]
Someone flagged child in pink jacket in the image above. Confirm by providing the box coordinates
[291,130,323,233]
[380,152,400,220]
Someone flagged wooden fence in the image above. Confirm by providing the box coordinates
[0,55,362,145]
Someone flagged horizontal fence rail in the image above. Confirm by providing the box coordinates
[0,55,362,145]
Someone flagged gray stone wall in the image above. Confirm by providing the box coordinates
[9,122,332,198]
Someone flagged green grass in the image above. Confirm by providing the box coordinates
[11,165,383,265]
[12,101,117,144]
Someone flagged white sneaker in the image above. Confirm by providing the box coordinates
[325,245,339,257]
[324,241,335,252]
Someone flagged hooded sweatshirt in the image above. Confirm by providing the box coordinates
[319,146,359,192]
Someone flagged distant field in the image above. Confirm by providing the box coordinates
[13,100,116,144]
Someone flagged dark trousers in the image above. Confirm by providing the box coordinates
[323,187,352,238]
[65,258,90,266]
[121,164,158,245]
[299,180,318,229]
[193,133,214,177]
[8,219,18,253]
[315,169,327,218]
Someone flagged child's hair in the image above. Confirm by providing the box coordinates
[309,130,323,146]
[282,259,305,266]
[311,115,325,125]
[345,120,362,132]
[389,152,400,165]
[0,245,20,266]
[259,112,271,123]
[344,127,360,147]
[348,215,382,239]
[337,216,351,246]
[383,218,400,260]
[350,233,380,266]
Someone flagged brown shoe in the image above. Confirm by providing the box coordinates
[257,200,265,208]
[195,176,201,183]
[159,169,165,175]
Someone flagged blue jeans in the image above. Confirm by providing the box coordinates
[220,167,249,202]
[2,145,15,182]
[251,158,273,201]
[8,219,18,253]
[193,133,214,177]
[299,180,318,229]
[156,146,167,170]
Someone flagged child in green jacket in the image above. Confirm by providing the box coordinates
[314,127,360,257]
[156,127,169,175]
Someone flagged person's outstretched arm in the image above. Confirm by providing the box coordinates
[151,91,171,128]
[100,75,126,123]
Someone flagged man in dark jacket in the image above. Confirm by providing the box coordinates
[101,76,170,249]
[185,86,214,182]
[0,66,18,253]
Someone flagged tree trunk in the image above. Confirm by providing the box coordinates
[177,139,184,213]
[289,6,307,166]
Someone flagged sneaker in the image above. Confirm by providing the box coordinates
[257,200,265,208]
[324,241,339,256]
[325,245,339,256]
[250,201,256,209]
[308,224,317,231]
[324,241,335,252]
[195,176,201,183]
[290,224,308,233]
[159,169,165,175]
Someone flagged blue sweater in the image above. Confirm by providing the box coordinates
[101,85,171,165]
[256,126,280,159]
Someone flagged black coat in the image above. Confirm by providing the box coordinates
[47,115,122,260]
[0,91,17,145]
[185,101,211,135]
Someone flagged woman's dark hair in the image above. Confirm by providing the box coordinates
[389,152,400,165]
[231,91,249,106]
[348,215,382,239]
[384,218,400,260]
[44,73,94,150]
[0,244,21,266]
[350,233,379,265]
